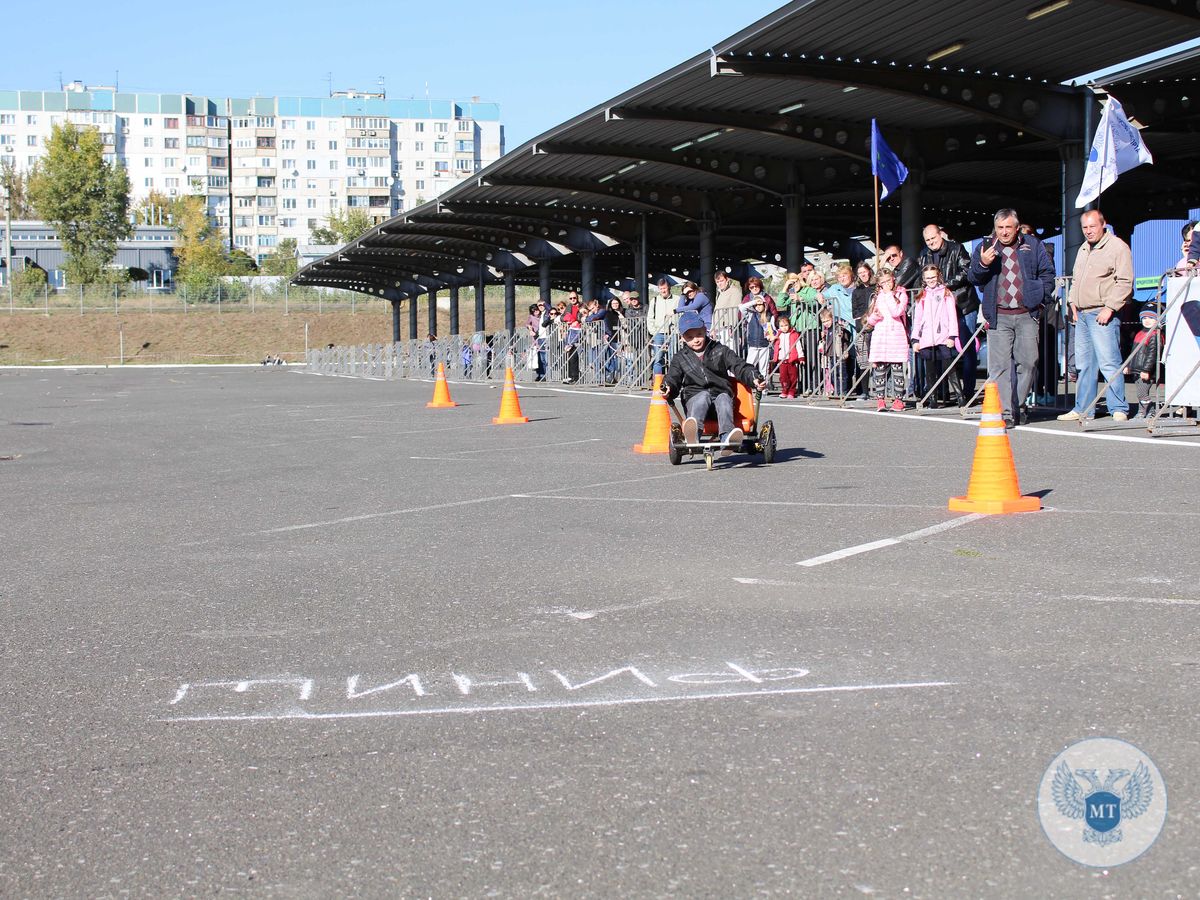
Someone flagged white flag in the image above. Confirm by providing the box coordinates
[1075,95,1153,208]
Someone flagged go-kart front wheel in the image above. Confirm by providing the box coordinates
[668,425,683,466]
[760,420,777,464]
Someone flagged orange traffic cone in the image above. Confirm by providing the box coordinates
[634,374,672,454]
[492,366,529,425]
[948,382,1041,514]
[426,362,458,408]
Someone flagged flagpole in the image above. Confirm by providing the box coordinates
[873,173,881,274]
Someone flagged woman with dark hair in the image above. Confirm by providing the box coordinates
[742,276,778,321]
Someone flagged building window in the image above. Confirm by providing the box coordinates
[307,199,317,209]
[260,157,274,168]
[0,114,15,125]
[281,139,295,150]
[256,117,274,128]
[282,198,296,209]
[280,217,296,227]
[164,117,179,128]
[307,218,317,229]
[164,137,179,149]
[306,140,316,150]
[210,156,227,167]
[144,117,154,126]
[328,140,337,150]
[436,122,447,133]
[257,215,275,226]
[144,157,154,167]
[164,157,177,168]
[434,160,449,173]
[414,160,425,170]
[282,119,295,129]
[144,177,154,187]
[347,156,367,168]
[281,178,296,189]
[306,120,317,131]
[434,141,448,153]
[457,119,471,132]
[257,176,275,188]
[328,160,338,170]
[143,136,154,148]
[415,179,424,190]
[414,141,424,152]
[235,215,253,228]
[256,136,275,148]
[27,135,38,146]
[281,159,295,170]
[455,139,474,153]
[165,177,179,188]
[414,122,424,132]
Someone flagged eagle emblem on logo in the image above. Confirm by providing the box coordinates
[1052,761,1154,846]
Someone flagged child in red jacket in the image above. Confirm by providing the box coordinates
[773,315,805,399]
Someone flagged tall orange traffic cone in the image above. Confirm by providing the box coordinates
[634,374,672,454]
[426,362,458,408]
[492,366,529,425]
[949,382,1041,514]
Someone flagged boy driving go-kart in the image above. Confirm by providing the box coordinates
[660,310,768,457]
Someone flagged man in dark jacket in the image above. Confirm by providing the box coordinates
[967,208,1056,425]
[882,245,920,292]
[661,310,765,453]
[919,224,978,402]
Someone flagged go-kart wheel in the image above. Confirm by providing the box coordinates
[668,425,683,466]
[704,452,714,471]
[760,420,777,464]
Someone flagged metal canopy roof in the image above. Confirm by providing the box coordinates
[294,0,1200,302]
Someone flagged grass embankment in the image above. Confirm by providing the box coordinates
[0,306,513,366]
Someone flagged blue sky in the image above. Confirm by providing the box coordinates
[4,0,784,147]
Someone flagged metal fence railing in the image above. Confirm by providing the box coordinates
[305,278,1200,433]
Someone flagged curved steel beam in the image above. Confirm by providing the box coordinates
[539,140,788,195]
[711,56,1083,142]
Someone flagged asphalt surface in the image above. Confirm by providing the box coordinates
[2,366,1198,898]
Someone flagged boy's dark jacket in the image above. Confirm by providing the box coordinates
[1130,328,1161,376]
[662,339,760,405]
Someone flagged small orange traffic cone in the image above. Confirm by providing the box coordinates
[634,374,672,454]
[492,366,529,425]
[426,362,458,408]
[949,382,1041,514]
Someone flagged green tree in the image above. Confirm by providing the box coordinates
[27,122,132,284]
[170,194,227,298]
[1,162,36,219]
[259,238,298,276]
[309,208,373,245]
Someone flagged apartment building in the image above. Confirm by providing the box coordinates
[0,83,503,264]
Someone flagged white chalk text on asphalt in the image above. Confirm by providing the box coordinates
[163,660,955,722]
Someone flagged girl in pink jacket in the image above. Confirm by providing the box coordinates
[910,264,959,407]
[866,268,909,411]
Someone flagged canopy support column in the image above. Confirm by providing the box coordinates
[448,285,460,336]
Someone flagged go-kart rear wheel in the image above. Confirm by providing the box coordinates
[704,452,714,471]
[760,420,777,464]
[668,425,683,466]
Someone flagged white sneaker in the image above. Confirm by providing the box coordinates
[1056,410,1082,422]
[1112,411,1128,422]
[720,427,744,458]
[682,417,698,444]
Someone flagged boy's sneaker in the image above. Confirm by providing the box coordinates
[1112,411,1129,422]
[1057,410,1082,422]
[682,416,698,445]
[721,427,744,458]
[876,398,886,412]
[891,398,904,412]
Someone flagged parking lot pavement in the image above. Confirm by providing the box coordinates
[2,367,1197,896]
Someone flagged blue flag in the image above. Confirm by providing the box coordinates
[871,119,908,201]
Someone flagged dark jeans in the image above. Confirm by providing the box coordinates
[959,310,978,400]
[686,390,736,440]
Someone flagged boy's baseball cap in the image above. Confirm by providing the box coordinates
[1140,306,1159,324]
[678,310,705,333]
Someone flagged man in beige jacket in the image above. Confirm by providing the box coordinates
[1059,210,1133,422]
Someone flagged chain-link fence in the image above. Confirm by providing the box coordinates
[0,282,384,316]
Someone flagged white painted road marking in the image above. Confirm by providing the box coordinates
[1074,595,1200,607]
[163,680,957,723]
[515,495,941,511]
[796,513,989,567]
[733,577,806,587]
